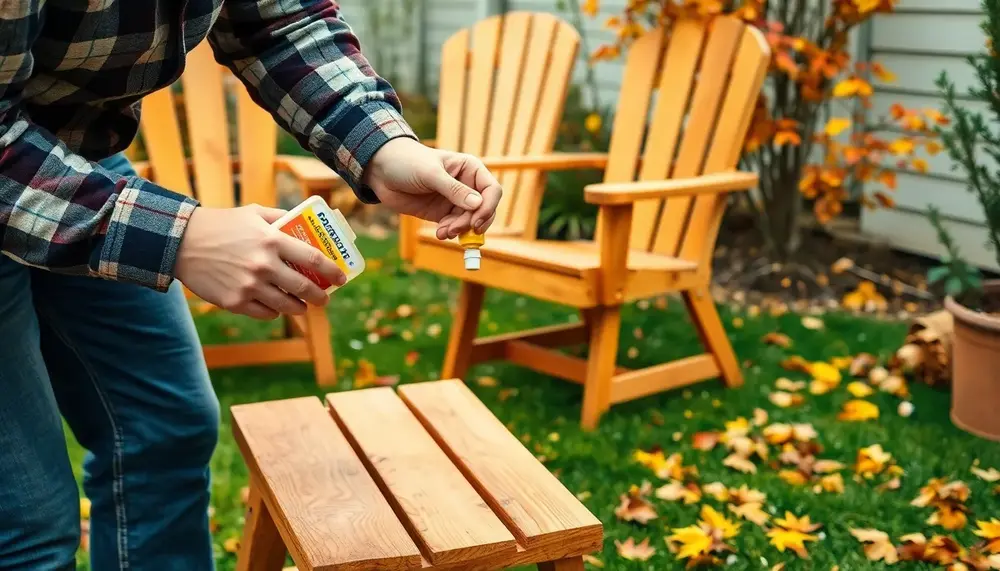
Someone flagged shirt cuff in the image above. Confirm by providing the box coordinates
[90,179,199,292]
[333,100,419,204]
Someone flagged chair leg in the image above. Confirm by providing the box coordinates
[581,305,621,430]
[303,304,336,388]
[683,288,743,388]
[442,282,485,380]
[236,482,287,571]
[537,555,585,570]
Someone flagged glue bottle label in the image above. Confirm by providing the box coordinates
[271,195,366,294]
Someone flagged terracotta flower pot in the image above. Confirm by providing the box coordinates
[945,280,1000,441]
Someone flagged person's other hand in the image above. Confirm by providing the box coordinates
[174,204,346,320]
[362,137,503,240]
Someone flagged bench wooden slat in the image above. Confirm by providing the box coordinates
[325,388,519,566]
[397,380,603,550]
[231,396,422,571]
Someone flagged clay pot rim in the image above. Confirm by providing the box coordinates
[945,279,1000,333]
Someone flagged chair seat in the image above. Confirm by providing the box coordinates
[416,229,698,276]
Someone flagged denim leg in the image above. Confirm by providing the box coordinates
[0,257,80,570]
[30,152,219,571]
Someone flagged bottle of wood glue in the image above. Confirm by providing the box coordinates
[458,229,484,270]
[271,195,365,294]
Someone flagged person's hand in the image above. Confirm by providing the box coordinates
[174,204,346,320]
[362,137,503,239]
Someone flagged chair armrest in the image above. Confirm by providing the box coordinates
[584,172,758,205]
[479,153,609,172]
[274,155,345,190]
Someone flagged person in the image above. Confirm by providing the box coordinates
[0,1,501,570]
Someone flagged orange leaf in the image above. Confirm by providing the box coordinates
[912,158,929,173]
[824,117,852,137]
[878,170,897,190]
[774,130,802,146]
[874,192,896,208]
[692,431,721,451]
[582,0,599,16]
[889,138,916,155]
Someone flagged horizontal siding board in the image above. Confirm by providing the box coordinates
[872,53,980,94]
[878,172,982,224]
[896,0,982,11]
[860,208,999,271]
[871,12,985,54]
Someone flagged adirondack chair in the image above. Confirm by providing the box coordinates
[403,14,770,429]
[131,41,345,387]
[397,11,587,259]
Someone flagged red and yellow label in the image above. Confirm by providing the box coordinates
[277,206,350,290]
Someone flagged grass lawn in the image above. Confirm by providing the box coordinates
[68,234,1000,570]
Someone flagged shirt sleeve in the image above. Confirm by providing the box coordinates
[207,0,419,204]
[0,6,199,292]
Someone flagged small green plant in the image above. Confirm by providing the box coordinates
[930,0,1000,309]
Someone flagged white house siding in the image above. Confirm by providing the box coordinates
[859,0,998,270]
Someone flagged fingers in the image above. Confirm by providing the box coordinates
[469,168,502,232]
[251,204,289,224]
[425,164,484,211]
[234,300,281,321]
[254,283,309,316]
[275,233,347,293]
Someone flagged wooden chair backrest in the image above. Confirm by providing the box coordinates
[434,11,580,237]
[599,15,769,261]
[137,42,279,208]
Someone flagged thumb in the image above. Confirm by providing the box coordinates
[426,166,483,211]
[250,204,288,224]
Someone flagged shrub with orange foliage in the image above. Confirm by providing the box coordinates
[585,0,944,259]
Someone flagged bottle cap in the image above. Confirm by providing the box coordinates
[463,248,481,271]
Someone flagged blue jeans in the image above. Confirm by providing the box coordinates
[0,153,219,570]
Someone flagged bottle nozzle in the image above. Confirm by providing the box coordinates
[463,248,481,270]
[457,229,485,271]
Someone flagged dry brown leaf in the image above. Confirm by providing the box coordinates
[813,460,846,474]
[832,257,855,273]
[781,355,813,373]
[614,484,659,525]
[769,391,804,408]
[724,453,757,474]
[848,353,878,377]
[702,482,731,502]
[850,528,899,564]
[898,533,962,565]
[615,537,656,561]
[656,481,703,504]
[763,332,793,348]
[729,501,770,526]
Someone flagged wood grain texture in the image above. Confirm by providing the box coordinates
[180,42,234,208]
[584,172,759,204]
[231,397,421,571]
[236,482,288,571]
[398,380,603,551]
[326,388,518,566]
[236,79,278,207]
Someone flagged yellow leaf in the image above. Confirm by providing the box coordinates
[779,470,809,486]
[585,113,602,134]
[768,527,819,558]
[810,362,843,386]
[80,497,91,520]
[775,377,806,392]
[912,158,929,173]
[582,0,599,16]
[889,138,916,155]
[655,481,702,504]
[838,399,880,421]
[702,482,731,502]
[824,118,852,137]
[668,525,713,559]
[856,444,893,476]
[833,77,873,98]
[975,518,1000,553]
[847,381,875,398]
[764,423,794,445]
[814,460,846,474]
[729,502,770,526]
[801,316,825,330]
[820,473,846,493]
[850,528,899,563]
[223,536,241,554]
[972,466,1000,482]
[476,376,498,387]
[724,453,758,474]
[853,0,882,14]
[769,391,804,408]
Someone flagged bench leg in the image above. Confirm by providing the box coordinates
[537,555,585,570]
[236,482,287,571]
[683,288,743,388]
[580,305,620,430]
[442,282,485,380]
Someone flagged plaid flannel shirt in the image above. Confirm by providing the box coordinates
[0,0,416,291]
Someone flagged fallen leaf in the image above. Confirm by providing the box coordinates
[404,351,420,366]
[615,537,656,561]
[223,536,241,554]
[813,460,846,474]
[847,381,875,398]
[819,473,845,493]
[753,408,769,426]
[729,501,770,526]
[763,332,793,348]
[656,481,702,504]
[801,316,825,330]
[476,376,498,387]
[582,554,604,567]
[831,257,855,273]
[779,470,809,486]
[972,466,1000,483]
[974,518,1000,553]
[614,483,659,524]
[775,377,806,392]
[898,533,962,564]
[702,482,731,502]
[724,453,758,474]
[810,362,843,386]
[692,431,721,451]
[769,391,804,408]
[850,528,899,564]
[855,444,893,476]
[768,512,822,558]
[848,353,878,377]
[838,400,879,421]
[667,505,741,562]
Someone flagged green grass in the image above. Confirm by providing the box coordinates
[68,234,1000,570]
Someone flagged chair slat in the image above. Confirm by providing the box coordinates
[231,397,422,571]
[325,388,518,566]
[506,17,579,235]
[462,17,502,157]
[680,27,770,263]
[181,43,235,208]
[437,29,471,152]
[629,20,707,251]
[652,17,743,256]
[236,80,278,207]
[398,380,603,550]
[484,12,532,229]
[594,30,664,245]
[138,87,193,196]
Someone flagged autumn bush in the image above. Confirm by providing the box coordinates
[585,0,944,261]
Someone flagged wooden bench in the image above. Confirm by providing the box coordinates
[231,379,603,570]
